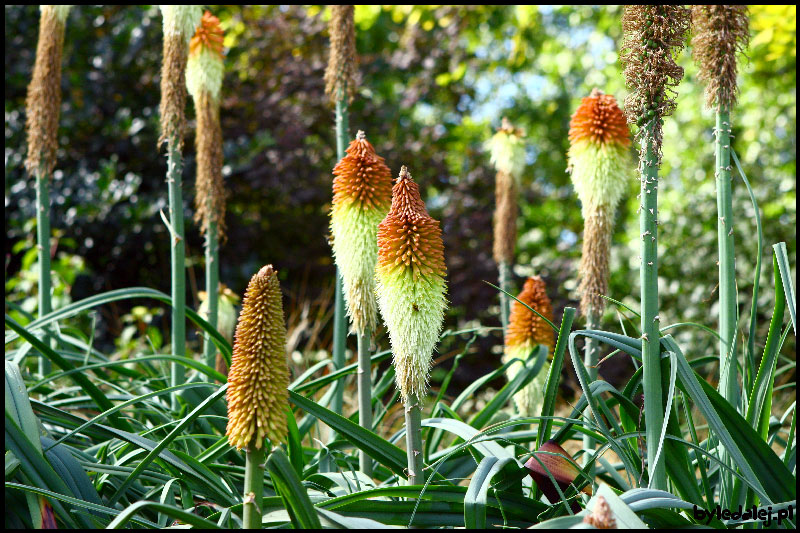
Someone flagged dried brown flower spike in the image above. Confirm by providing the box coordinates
[620,5,691,160]
[324,5,358,104]
[25,6,71,177]
[692,5,749,110]
[226,265,290,450]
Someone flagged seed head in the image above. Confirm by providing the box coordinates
[376,166,447,402]
[324,5,358,104]
[24,5,72,178]
[691,5,749,111]
[226,265,290,450]
[620,5,691,162]
[503,276,555,417]
[158,6,202,148]
[330,131,393,335]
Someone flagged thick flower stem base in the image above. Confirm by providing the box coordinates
[404,395,424,488]
[36,169,53,376]
[357,329,373,476]
[243,445,265,529]
[167,138,186,411]
[203,220,219,372]
[329,91,349,446]
[640,130,665,490]
[582,312,600,472]
[498,261,512,333]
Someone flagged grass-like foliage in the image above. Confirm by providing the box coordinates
[5,5,795,531]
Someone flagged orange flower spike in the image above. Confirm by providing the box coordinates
[568,89,631,148]
[330,131,393,335]
[189,10,224,58]
[502,276,555,417]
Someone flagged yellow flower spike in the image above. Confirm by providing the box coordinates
[226,265,290,450]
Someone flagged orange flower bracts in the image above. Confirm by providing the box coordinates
[375,166,447,402]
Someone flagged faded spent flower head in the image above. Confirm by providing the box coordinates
[226,265,290,450]
[330,131,393,335]
[376,166,447,402]
[691,5,749,111]
[502,276,555,417]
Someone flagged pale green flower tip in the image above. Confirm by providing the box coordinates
[160,5,203,41]
[187,47,224,101]
[330,203,385,334]
[568,141,634,216]
[376,268,447,401]
[486,130,526,179]
[41,5,72,23]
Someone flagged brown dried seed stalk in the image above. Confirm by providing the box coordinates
[691,5,749,110]
[226,265,290,450]
[159,34,190,148]
[620,5,690,161]
[493,169,518,264]
[324,5,358,104]
[578,204,612,317]
[25,7,68,177]
[193,90,226,240]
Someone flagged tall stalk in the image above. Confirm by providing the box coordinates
[566,88,634,471]
[638,126,664,489]
[166,140,186,404]
[330,93,349,435]
[35,170,53,376]
[498,261,512,331]
[691,5,749,410]
[25,5,72,376]
[203,221,219,369]
[158,6,202,409]
[357,330,373,475]
[715,106,738,405]
[226,265,291,529]
[620,5,690,491]
[376,167,447,492]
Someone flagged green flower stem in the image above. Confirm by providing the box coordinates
[498,260,512,333]
[203,217,219,371]
[167,138,186,410]
[639,126,666,490]
[582,311,599,470]
[357,329,373,476]
[35,168,53,376]
[329,87,349,443]
[404,394,424,489]
[243,445,265,529]
[715,106,738,407]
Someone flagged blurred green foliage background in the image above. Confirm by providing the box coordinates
[5,5,795,390]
